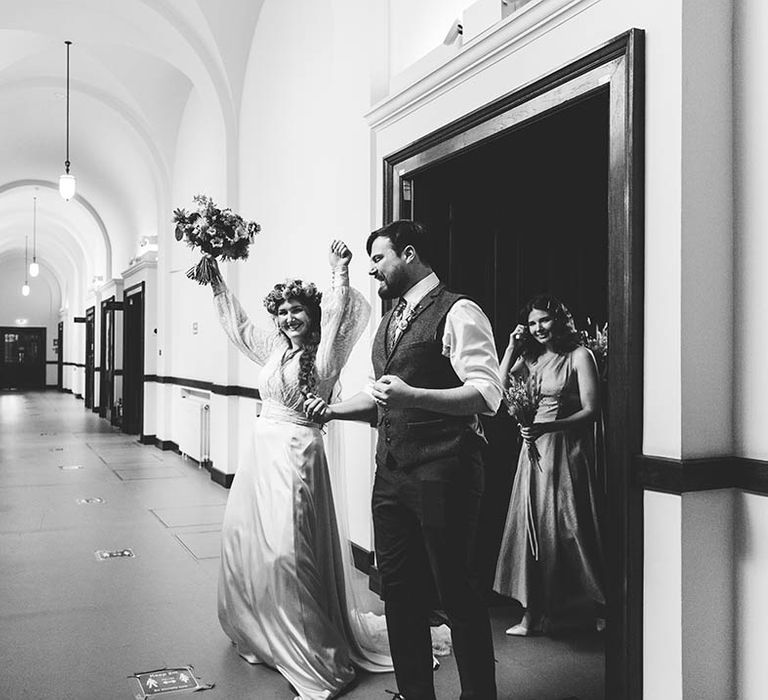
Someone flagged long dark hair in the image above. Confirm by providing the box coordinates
[263,279,322,396]
[517,294,581,361]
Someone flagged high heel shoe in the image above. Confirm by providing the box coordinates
[505,612,543,636]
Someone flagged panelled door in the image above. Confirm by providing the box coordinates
[1,327,46,389]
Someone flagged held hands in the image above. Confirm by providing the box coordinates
[329,239,352,268]
[371,375,415,409]
[304,393,331,424]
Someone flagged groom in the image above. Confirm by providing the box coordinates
[305,220,502,699]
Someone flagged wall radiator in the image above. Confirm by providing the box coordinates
[178,391,211,467]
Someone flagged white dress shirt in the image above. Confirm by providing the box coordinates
[370,272,502,415]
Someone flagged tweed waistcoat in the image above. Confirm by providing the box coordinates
[372,284,480,470]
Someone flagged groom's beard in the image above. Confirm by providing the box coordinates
[375,267,408,300]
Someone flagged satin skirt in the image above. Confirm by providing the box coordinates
[217,401,355,699]
[493,427,605,617]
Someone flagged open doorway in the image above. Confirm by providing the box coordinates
[100,296,124,426]
[1,327,46,389]
[122,282,145,436]
[382,31,644,699]
[410,87,609,592]
[84,306,95,408]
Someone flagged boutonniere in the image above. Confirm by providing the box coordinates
[396,305,418,333]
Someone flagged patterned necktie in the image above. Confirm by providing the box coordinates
[387,298,407,353]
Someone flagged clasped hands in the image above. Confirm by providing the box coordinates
[303,375,416,423]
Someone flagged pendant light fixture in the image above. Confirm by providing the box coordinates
[22,235,30,296]
[59,40,76,201]
[29,195,39,277]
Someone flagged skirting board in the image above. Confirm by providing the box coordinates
[634,455,768,495]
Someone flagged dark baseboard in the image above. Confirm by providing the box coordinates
[74,393,83,400]
[349,543,382,596]
[634,455,768,496]
[156,439,179,452]
[351,542,374,574]
[63,388,73,394]
[92,407,100,413]
[210,466,234,489]
[368,565,382,596]
[138,434,156,445]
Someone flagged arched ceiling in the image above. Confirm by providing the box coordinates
[0,0,264,296]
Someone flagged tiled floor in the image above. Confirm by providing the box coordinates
[0,391,604,700]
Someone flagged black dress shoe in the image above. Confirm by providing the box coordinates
[384,691,405,699]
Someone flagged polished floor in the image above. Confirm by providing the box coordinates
[0,391,604,700]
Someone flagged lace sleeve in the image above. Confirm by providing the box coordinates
[315,266,371,380]
[212,278,279,365]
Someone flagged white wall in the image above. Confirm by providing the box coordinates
[731,2,768,693]
[680,0,733,458]
[644,490,682,700]
[733,0,768,461]
[681,490,735,699]
[735,492,768,699]
[156,83,230,456]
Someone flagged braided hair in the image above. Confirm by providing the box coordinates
[263,279,323,396]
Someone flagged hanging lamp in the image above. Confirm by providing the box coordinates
[59,40,76,201]
[29,195,39,277]
[22,235,30,296]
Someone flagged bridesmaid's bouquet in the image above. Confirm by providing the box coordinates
[581,319,608,381]
[173,194,261,285]
[505,374,542,470]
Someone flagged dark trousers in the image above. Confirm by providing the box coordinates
[372,442,497,700]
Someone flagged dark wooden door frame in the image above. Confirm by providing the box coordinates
[122,281,145,437]
[0,326,47,389]
[57,321,63,390]
[99,296,124,422]
[84,306,95,408]
[381,30,645,700]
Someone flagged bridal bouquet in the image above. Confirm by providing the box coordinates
[581,318,608,381]
[505,374,542,470]
[173,195,261,285]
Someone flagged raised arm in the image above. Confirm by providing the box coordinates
[499,324,527,388]
[210,259,277,365]
[314,240,371,381]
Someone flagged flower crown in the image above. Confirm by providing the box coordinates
[263,279,322,315]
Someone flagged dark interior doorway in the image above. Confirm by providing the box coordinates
[56,322,63,390]
[122,283,145,436]
[410,92,609,595]
[382,31,645,699]
[84,307,95,408]
[0,327,46,389]
[100,297,124,426]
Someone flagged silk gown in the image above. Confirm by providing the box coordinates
[213,274,390,699]
[493,350,605,621]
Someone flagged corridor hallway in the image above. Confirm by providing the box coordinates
[0,391,603,700]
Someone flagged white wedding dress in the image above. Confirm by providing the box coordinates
[213,272,392,699]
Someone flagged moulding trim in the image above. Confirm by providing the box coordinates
[366,0,602,130]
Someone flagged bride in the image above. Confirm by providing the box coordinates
[209,240,391,699]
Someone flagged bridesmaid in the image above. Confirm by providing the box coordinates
[493,294,605,636]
